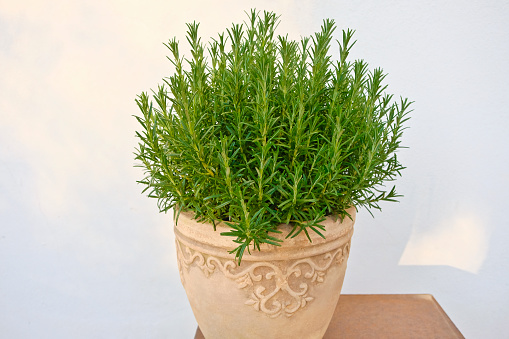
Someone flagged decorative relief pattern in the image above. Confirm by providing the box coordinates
[176,240,350,318]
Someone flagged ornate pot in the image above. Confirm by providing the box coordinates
[174,207,355,339]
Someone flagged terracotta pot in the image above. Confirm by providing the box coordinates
[174,207,355,339]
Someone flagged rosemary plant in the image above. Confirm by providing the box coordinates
[134,10,411,263]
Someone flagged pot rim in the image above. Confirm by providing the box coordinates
[174,206,355,262]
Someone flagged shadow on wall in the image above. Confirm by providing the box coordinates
[399,213,490,274]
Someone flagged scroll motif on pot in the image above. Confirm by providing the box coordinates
[176,240,350,318]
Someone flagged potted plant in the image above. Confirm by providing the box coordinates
[134,9,410,339]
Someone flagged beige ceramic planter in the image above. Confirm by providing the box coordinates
[174,207,356,339]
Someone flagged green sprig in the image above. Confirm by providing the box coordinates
[134,9,411,263]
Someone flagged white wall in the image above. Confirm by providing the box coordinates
[1,1,508,338]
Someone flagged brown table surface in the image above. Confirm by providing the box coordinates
[195,294,464,339]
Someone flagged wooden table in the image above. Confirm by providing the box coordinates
[195,294,464,338]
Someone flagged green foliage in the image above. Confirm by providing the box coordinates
[134,10,411,263]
